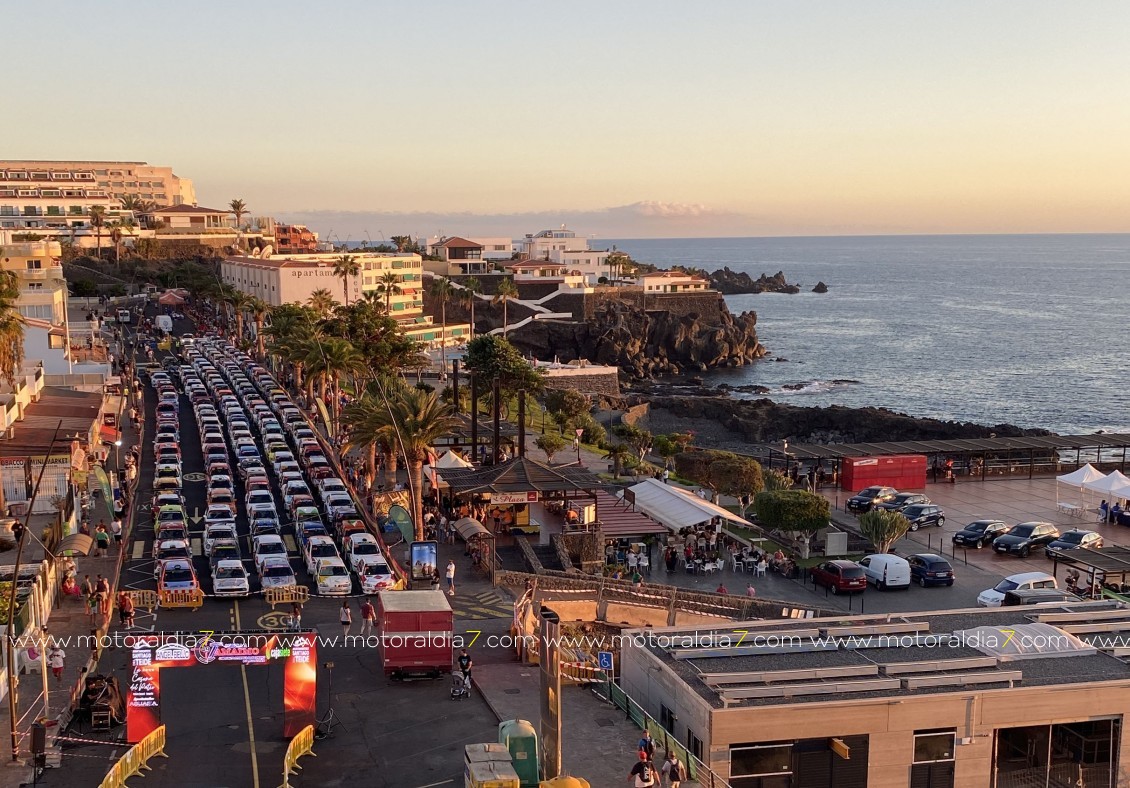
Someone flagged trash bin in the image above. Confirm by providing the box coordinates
[498,719,539,788]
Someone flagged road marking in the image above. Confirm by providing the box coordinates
[132,541,144,560]
[191,538,203,556]
[257,611,290,630]
[283,535,297,553]
[234,599,261,788]
[413,781,455,788]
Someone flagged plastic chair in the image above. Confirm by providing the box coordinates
[732,556,744,573]
[755,561,768,578]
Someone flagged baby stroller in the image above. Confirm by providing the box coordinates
[450,671,470,700]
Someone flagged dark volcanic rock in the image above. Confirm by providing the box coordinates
[506,298,766,379]
[701,268,803,295]
[645,395,1048,445]
[812,281,829,293]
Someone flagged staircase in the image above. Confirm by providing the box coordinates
[531,543,563,571]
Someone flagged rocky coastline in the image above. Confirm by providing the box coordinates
[627,389,1049,451]
[699,268,805,295]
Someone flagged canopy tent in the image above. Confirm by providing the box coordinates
[453,517,492,541]
[157,291,185,306]
[592,491,668,538]
[1084,470,1130,499]
[55,533,94,557]
[621,477,753,532]
[427,450,475,489]
[1056,463,1108,509]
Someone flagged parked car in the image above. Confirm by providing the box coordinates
[878,493,930,512]
[858,554,911,590]
[157,559,199,594]
[344,533,383,573]
[303,536,340,575]
[810,560,867,594]
[847,487,899,513]
[258,556,297,589]
[902,504,946,531]
[211,560,250,597]
[314,557,352,596]
[252,534,288,571]
[992,522,1060,557]
[952,520,1009,549]
[357,557,395,594]
[1044,530,1104,559]
[1001,589,1083,606]
[977,572,1057,607]
[906,553,955,587]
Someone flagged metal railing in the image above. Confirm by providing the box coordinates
[97,724,167,787]
[279,724,316,787]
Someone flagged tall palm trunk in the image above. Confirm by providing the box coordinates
[469,297,475,337]
[439,300,447,376]
[384,450,398,488]
[503,300,508,336]
[409,459,426,541]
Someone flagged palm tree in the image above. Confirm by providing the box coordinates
[493,277,519,336]
[0,270,25,386]
[307,288,336,319]
[304,337,365,433]
[430,277,454,373]
[332,254,362,306]
[229,198,248,250]
[88,206,106,257]
[461,276,481,337]
[227,289,252,341]
[247,297,271,358]
[376,271,402,314]
[603,443,634,479]
[108,222,124,264]
[379,387,457,540]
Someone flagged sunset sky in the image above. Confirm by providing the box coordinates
[10,1,1130,238]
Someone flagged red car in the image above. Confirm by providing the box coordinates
[810,560,867,595]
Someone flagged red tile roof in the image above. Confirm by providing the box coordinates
[435,237,483,249]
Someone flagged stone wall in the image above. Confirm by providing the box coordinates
[543,370,620,396]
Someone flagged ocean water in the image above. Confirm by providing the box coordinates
[598,234,1130,434]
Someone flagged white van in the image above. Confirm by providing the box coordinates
[858,554,911,591]
[977,571,1057,607]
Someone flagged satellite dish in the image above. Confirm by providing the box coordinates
[260,244,274,258]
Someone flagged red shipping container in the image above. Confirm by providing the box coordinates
[841,455,927,492]
[377,590,455,678]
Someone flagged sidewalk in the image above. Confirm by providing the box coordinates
[0,380,142,786]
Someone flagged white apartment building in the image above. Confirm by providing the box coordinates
[520,227,610,283]
[636,271,710,292]
[222,251,426,313]
[0,160,195,207]
[425,235,513,261]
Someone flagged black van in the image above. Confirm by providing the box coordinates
[1001,589,1084,606]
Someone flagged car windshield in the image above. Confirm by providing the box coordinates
[994,579,1020,593]
[904,506,925,516]
[164,568,193,583]
[312,545,336,556]
[967,523,989,533]
[215,566,245,579]
[259,542,284,554]
[364,564,390,577]
[319,565,348,577]
[158,510,182,521]
[841,567,865,579]
[263,565,292,578]
[353,543,379,555]
[1058,532,1085,544]
[1009,525,1035,537]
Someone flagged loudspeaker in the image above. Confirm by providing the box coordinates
[29,723,46,755]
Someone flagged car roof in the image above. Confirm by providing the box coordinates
[1015,521,1055,528]
[261,556,291,568]
[316,556,346,567]
[827,560,860,567]
[1006,571,1055,582]
[909,553,947,561]
[214,560,245,569]
[307,535,335,545]
[966,519,1005,527]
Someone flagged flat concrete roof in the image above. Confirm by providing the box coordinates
[637,602,1130,708]
[0,386,102,457]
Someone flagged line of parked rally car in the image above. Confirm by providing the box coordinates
[145,336,396,599]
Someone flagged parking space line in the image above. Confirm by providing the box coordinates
[191,537,203,556]
[132,541,144,560]
[234,600,261,788]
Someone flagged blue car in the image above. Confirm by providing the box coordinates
[907,553,955,587]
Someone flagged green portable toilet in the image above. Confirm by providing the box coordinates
[498,719,539,788]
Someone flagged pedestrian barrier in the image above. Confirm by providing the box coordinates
[265,586,310,609]
[278,724,316,787]
[158,588,205,609]
[122,590,159,611]
[96,724,167,788]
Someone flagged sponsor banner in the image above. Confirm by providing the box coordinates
[93,466,113,506]
[314,397,334,439]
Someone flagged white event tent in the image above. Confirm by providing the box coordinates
[1055,464,1106,509]
[1083,470,1130,501]
[621,477,753,532]
[427,450,474,489]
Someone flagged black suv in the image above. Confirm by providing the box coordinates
[992,522,1060,557]
[952,520,1009,549]
[847,486,898,513]
[902,504,945,531]
[878,493,930,512]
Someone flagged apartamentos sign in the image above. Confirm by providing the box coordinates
[490,491,539,505]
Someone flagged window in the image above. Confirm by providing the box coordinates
[686,731,704,763]
[659,705,676,735]
[915,730,955,763]
[26,283,42,290]
[26,260,42,269]
[730,743,792,779]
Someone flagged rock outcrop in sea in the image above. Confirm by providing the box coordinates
[506,299,766,379]
[704,268,801,295]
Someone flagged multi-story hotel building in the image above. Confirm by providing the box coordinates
[520,227,611,283]
[222,250,470,346]
[275,224,319,254]
[0,160,193,244]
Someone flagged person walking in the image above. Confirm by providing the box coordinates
[628,753,658,787]
[290,601,302,629]
[639,731,657,762]
[445,560,456,596]
[359,598,376,636]
[94,524,110,558]
[118,593,135,629]
[661,752,687,788]
[96,575,111,617]
[339,600,352,636]
[47,646,66,684]
[457,648,472,681]
[111,517,123,552]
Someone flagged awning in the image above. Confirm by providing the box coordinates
[453,517,492,541]
[55,533,94,556]
[622,477,753,532]
[99,425,120,444]
[593,491,668,538]
[157,291,185,305]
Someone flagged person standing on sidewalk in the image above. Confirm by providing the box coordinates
[445,560,456,596]
[339,600,352,636]
[47,646,66,684]
[111,517,123,552]
[290,601,302,629]
[94,524,110,557]
[359,598,376,636]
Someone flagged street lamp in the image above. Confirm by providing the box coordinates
[114,439,122,471]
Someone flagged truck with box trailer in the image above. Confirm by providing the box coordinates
[376,589,454,679]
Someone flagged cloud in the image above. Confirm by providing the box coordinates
[262,201,761,242]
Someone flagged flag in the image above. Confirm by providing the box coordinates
[93,466,113,504]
